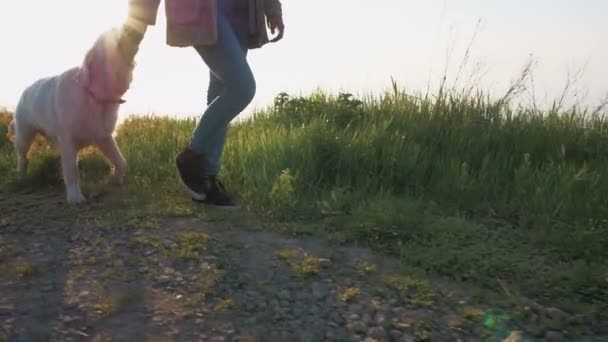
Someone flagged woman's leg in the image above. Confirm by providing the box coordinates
[190,14,255,176]
[203,72,227,176]
[175,8,253,207]
[202,47,247,176]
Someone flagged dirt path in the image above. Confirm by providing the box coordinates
[0,193,604,341]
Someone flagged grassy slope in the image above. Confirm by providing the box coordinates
[1,89,607,321]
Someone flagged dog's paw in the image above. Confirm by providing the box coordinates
[67,191,86,205]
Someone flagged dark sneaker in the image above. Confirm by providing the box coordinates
[175,147,207,201]
[193,176,239,208]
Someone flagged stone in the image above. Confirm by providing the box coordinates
[502,331,531,342]
[545,331,566,342]
[350,321,368,335]
[368,326,388,341]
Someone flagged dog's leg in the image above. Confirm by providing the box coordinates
[97,136,127,185]
[59,137,85,204]
[13,121,36,178]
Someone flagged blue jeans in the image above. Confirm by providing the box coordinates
[189,7,255,175]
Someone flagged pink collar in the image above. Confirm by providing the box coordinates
[84,84,126,105]
[79,69,127,105]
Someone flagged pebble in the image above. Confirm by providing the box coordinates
[349,303,364,314]
[278,289,291,301]
[389,330,402,340]
[502,331,531,342]
[350,321,368,335]
[81,234,92,243]
[312,282,329,300]
[545,307,568,322]
[157,275,171,284]
[319,258,331,268]
[350,335,364,342]
[220,323,236,335]
[374,312,388,326]
[368,326,388,340]
[292,307,303,318]
[348,313,361,321]
[525,322,546,338]
[398,335,415,342]
[391,307,407,318]
[298,330,316,342]
[330,311,345,325]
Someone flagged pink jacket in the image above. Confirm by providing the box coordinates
[129,0,282,48]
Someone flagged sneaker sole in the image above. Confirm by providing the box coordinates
[177,176,206,201]
[191,197,241,210]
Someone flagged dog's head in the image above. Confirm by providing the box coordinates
[80,27,136,100]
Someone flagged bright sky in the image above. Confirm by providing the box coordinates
[0,0,606,120]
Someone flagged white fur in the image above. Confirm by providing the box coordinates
[11,28,134,204]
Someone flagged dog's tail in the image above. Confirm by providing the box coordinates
[7,119,15,143]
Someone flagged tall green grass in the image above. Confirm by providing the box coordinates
[221,91,608,316]
[1,87,607,318]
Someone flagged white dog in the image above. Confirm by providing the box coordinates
[10,27,135,204]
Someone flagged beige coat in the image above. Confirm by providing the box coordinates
[129,0,282,49]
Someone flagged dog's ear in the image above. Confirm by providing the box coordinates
[79,48,95,85]
[7,119,15,143]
